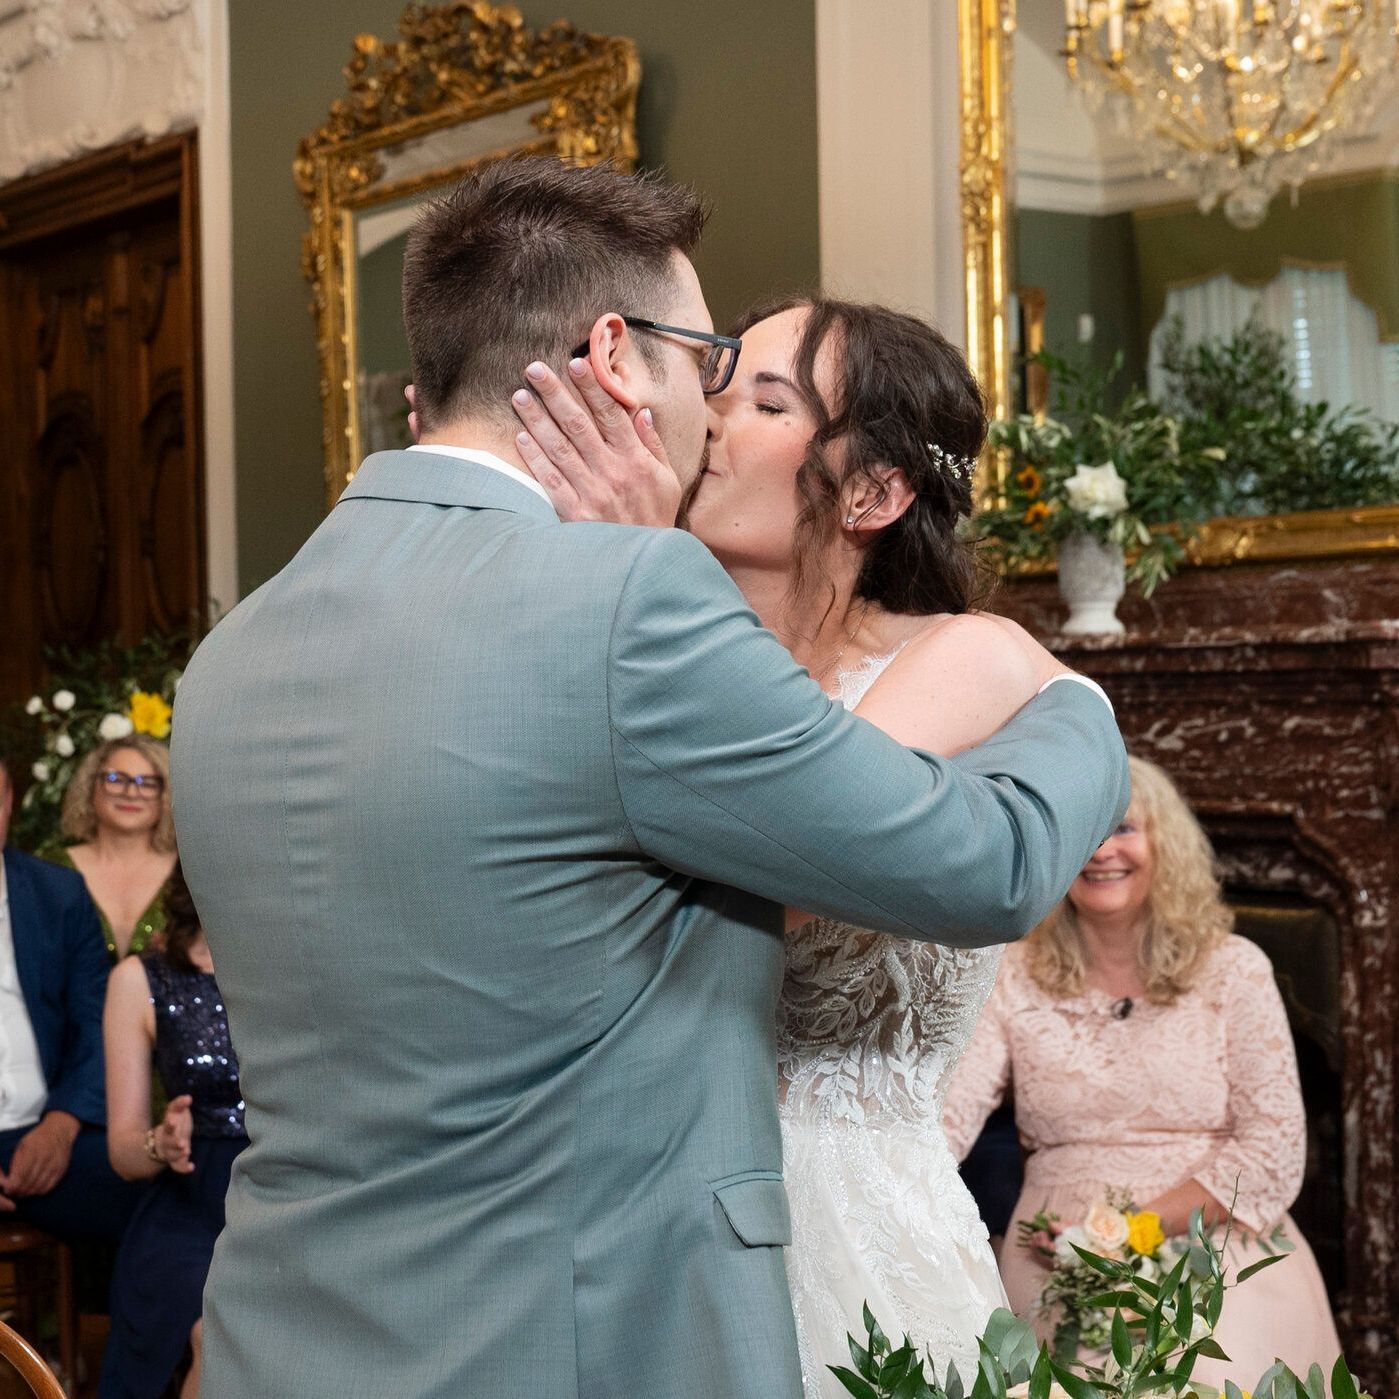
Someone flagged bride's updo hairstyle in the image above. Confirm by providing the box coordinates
[1026,755,1234,1004]
[731,295,987,615]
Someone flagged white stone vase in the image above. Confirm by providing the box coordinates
[1056,531,1126,635]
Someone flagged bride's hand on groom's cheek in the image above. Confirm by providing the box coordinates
[509,358,680,527]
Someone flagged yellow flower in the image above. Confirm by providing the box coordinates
[127,691,172,739]
[1015,465,1042,496]
[1126,1209,1166,1257]
[1023,500,1051,529]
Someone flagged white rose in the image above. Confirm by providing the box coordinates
[31,761,50,782]
[98,713,135,741]
[24,696,44,715]
[52,690,76,712]
[53,734,75,758]
[1083,1201,1131,1256]
[1133,1253,1159,1283]
[1055,1223,1090,1265]
[1064,462,1129,521]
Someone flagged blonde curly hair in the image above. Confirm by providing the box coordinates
[1024,755,1232,1004]
[60,735,176,854]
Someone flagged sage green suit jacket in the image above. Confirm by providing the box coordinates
[171,450,1128,1399]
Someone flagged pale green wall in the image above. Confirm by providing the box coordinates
[1015,207,1145,402]
[229,2,820,594]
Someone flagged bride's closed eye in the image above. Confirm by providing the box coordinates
[755,400,786,416]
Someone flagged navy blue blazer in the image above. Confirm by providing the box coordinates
[1,847,110,1127]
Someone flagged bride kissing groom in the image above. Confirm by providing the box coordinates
[171,157,1129,1399]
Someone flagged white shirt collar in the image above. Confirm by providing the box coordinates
[407,444,556,514]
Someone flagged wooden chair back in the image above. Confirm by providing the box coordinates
[0,1316,66,1399]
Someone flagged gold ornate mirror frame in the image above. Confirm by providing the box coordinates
[956,0,1399,566]
[296,4,639,508]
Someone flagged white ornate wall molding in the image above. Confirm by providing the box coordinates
[0,0,202,181]
[0,0,239,612]
[814,0,966,344]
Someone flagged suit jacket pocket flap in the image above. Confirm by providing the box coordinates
[712,1176,791,1247]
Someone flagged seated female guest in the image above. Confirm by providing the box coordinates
[100,863,248,1399]
[942,755,1341,1388]
[55,736,176,958]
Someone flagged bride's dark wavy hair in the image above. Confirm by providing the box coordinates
[730,295,991,615]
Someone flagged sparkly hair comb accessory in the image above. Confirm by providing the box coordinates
[925,440,975,480]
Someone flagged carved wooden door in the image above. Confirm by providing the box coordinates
[0,133,204,703]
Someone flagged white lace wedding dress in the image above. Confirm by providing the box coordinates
[779,650,1008,1395]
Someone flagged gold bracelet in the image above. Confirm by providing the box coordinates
[144,1128,163,1164]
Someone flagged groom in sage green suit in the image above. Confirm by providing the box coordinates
[172,160,1128,1399]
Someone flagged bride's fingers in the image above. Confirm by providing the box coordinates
[632,403,671,468]
[522,362,607,460]
[514,428,584,519]
[511,385,589,473]
[565,358,639,449]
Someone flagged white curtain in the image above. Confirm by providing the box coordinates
[1147,267,1399,423]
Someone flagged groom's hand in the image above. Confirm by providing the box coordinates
[510,359,681,526]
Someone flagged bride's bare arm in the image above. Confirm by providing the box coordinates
[853,613,1058,757]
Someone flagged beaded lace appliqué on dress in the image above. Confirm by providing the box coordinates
[778,650,1007,1395]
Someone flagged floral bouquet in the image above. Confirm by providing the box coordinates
[5,633,192,853]
[973,353,1216,597]
[1018,1198,1181,1360]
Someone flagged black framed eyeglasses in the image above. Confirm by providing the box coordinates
[571,318,742,395]
[98,769,165,799]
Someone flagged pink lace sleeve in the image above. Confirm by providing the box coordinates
[942,973,1012,1161]
[1193,938,1306,1234]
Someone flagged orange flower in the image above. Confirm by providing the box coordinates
[1023,500,1051,529]
[1015,465,1042,497]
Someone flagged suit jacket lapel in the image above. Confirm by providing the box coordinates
[2,851,45,1027]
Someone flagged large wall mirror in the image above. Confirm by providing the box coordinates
[959,0,1399,566]
[297,4,639,508]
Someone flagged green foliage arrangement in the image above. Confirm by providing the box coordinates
[975,320,1399,596]
[830,1207,1369,1399]
[973,354,1213,597]
[3,632,194,854]
[1155,319,1399,517]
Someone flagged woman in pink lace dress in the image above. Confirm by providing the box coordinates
[943,756,1341,1388]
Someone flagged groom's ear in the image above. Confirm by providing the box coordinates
[584,313,643,412]
[843,467,916,534]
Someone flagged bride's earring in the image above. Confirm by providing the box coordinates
[845,514,854,526]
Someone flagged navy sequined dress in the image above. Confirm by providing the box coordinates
[100,955,250,1399]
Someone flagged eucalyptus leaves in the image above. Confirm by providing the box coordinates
[829,1208,1367,1399]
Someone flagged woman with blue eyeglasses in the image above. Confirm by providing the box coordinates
[54,736,177,960]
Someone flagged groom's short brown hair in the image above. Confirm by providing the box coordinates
[402,158,708,432]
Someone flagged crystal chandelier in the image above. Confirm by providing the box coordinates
[1062,1,1399,228]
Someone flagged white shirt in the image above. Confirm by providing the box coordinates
[407,444,557,513]
[0,865,50,1133]
[406,444,1112,714]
